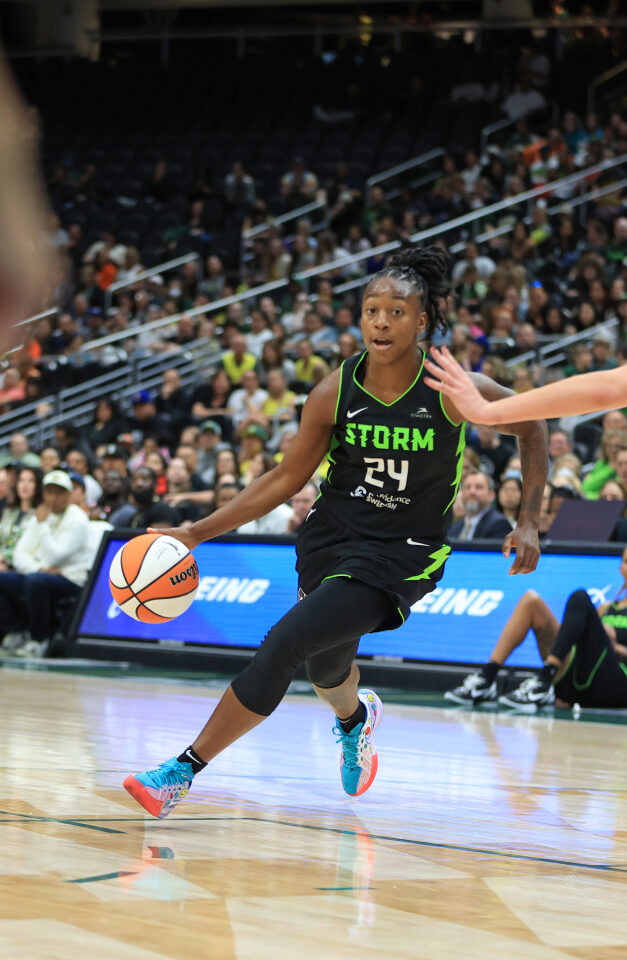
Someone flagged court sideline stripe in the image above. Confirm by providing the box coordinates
[1,812,626,873]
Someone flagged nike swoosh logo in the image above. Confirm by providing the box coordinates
[347,407,368,419]
[185,750,197,763]
[407,539,430,546]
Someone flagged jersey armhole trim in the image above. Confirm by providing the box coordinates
[334,361,345,425]
[439,391,464,427]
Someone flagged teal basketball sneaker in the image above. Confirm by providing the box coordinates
[333,688,383,797]
[123,757,194,818]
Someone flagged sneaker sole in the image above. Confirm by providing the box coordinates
[346,690,383,797]
[444,690,476,705]
[123,774,168,818]
[498,697,541,713]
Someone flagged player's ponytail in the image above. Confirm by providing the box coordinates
[377,244,450,339]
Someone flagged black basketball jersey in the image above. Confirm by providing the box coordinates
[296,350,466,628]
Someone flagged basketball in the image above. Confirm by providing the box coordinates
[108,533,199,623]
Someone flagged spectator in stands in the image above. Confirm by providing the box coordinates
[261,369,297,433]
[109,466,180,529]
[128,390,174,448]
[591,335,618,371]
[65,448,103,509]
[39,447,61,474]
[600,479,626,501]
[451,242,497,283]
[1,470,92,656]
[237,457,293,535]
[293,338,330,391]
[92,470,129,523]
[334,306,362,342]
[100,444,130,480]
[173,444,206,492]
[286,481,319,534]
[497,476,523,529]
[563,343,594,378]
[448,471,513,541]
[0,366,25,410]
[9,432,41,468]
[84,398,128,452]
[247,310,274,359]
[238,424,269,477]
[144,451,168,496]
[228,369,268,428]
[196,420,227,486]
[224,160,256,211]
[336,332,361,364]
[263,237,292,282]
[281,156,319,205]
[470,424,515,480]
[502,74,546,119]
[0,465,42,572]
[548,429,572,465]
[221,333,258,386]
[164,458,203,523]
[259,339,296,387]
[512,366,536,393]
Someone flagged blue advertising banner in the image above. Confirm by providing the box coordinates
[76,535,623,668]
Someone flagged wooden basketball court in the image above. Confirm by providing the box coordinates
[2,662,627,959]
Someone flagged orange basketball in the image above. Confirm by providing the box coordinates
[108,533,199,623]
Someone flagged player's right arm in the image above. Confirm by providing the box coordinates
[153,370,340,549]
[424,347,627,425]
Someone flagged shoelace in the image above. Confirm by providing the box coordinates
[333,724,363,769]
[516,677,542,694]
[462,674,484,690]
[149,760,192,791]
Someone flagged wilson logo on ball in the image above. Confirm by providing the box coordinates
[169,563,198,586]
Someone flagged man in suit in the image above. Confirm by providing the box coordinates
[449,470,512,540]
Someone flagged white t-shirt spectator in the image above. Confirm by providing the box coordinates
[452,255,497,283]
[502,87,546,120]
[13,504,92,586]
[229,386,269,425]
[238,503,293,535]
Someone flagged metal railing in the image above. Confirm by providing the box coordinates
[70,152,627,361]
[366,148,445,196]
[104,252,201,313]
[242,199,327,242]
[588,58,627,113]
[449,176,627,255]
[292,153,627,285]
[503,318,619,373]
[0,337,221,452]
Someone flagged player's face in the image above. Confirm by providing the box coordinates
[361,278,426,364]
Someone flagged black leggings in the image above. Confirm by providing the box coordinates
[231,578,392,716]
[552,589,627,708]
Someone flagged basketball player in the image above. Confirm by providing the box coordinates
[123,246,548,819]
[0,49,58,359]
[424,345,627,424]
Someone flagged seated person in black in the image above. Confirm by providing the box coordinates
[446,547,627,710]
[108,466,181,529]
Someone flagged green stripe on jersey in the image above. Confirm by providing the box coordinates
[405,544,451,582]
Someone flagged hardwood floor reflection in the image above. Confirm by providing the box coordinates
[2,666,627,959]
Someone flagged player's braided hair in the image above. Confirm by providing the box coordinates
[374,244,450,339]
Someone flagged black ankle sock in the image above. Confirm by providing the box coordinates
[480,660,500,684]
[177,746,207,775]
[338,700,367,733]
[539,662,558,685]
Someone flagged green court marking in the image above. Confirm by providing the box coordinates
[7,813,626,875]
[0,808,125,834]
[69,870,138,884]
[316,886,379,891]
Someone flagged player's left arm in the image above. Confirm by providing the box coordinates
[444,374,549,575]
